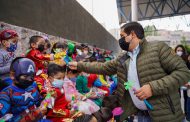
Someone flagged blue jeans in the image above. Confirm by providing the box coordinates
[137,111,152,122]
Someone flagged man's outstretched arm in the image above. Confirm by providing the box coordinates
[69,59,118,76]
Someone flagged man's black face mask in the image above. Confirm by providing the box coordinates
[119,37,130,51]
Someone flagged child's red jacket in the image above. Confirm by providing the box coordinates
[46,88,71,122]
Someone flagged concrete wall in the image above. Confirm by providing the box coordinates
[0,0,119,53]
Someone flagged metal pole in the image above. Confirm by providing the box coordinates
[131,0,138,21]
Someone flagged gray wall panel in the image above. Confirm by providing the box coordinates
[0,0,119,53]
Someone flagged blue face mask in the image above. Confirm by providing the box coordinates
[70,77,77,83]
[52,79,64,88]
[7,43,17,52]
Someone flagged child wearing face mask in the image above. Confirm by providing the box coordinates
[67,67,79,86]
[76,43,90,61]
[50,42,67,66]
[26,36,54,92]
[51,42,67,54]
[0,29,19,87]
[26,35,54,71]
[0,57,48,122]
[46,63,75,122]
[26,36,67,92]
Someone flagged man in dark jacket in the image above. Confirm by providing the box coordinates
[69,22,190,122]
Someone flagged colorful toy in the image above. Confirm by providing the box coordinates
[41,91,55,109]
[71,95,78,111]
[67,42,75,54]
[88,87,108,98]
[64,55,72,65]
[124,80,153,110]
[112,107,124,116]
[99,75,109,87]
[110,107,124,122]
[54,51,66,59]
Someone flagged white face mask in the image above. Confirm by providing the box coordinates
[54,48,62,53]
[83,50,88,55]
[52,79,64,88]
[82,72,89,77]
[76,49,82,55]
[176,51,183,56]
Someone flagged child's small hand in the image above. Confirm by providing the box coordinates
[81,96,87,101]
[39,106,47,115]
[89,92,98,99]
[70,110,76,117]
[67,103,72,110]
[49,90,57,98]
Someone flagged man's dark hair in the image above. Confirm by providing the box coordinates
[47,63,66,77]
[120,23,127,30]
[123,22,144,39]
[29,36,43,48]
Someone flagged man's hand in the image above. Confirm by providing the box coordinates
[135,84,152,100]
[68,62,78,70]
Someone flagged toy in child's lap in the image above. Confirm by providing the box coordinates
[63,78,100,115]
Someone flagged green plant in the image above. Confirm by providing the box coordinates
[144,25,158,37]
[180,36,190,54]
